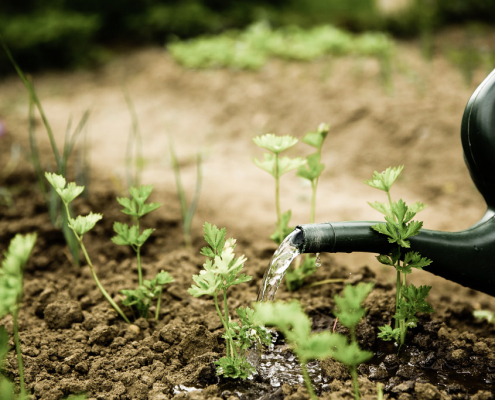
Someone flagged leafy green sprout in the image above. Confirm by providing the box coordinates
[364,166,434,346]
[45,172,131,324]
[111,185,174,320]
[285,123,329,291]
[252,133,305,245]
[0,233,37,399]
[188,223,271,379]
[254,282,373,400]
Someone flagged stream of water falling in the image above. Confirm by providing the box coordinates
[256,229,301,302]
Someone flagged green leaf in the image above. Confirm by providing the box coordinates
[301,123,329,149]
[69,213,102,236]
[252,153,276,176]
[368,201,391,218]
[376,254,393,266]
[408,201,427,215]
[277,156,306,176]
[45,172,66,191]
[154,270,174,286]
[328,338,373,367]
[137,228,154,246]
[202,222,226,256]
[215,356,256,379]
[296,153,324,182]
[377,325,400,341]
[253,134,298,154]
[364,165,403,192]
[334,282,374,330]
[129,185,153,206]
[188,268,221,297]
[402,251,432,272]
[141,202,161,216]
[404,220,423,240]
[56,182,84,205]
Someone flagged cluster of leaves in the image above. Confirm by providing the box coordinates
[169,21,393,83]
[364,166,434,346]
[0,233,37,399]
[254,282,374,400]
[188,223,271,379]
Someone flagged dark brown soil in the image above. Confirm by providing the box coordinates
[1,30,495,399]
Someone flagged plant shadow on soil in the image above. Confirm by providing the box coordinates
[0,135,494,400]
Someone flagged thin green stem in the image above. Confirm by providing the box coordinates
[395,268,401,330]
[155,286,163,320]
[223,289,238,358]
[78,238,130,324]
[274,156,281,222]
[300,361,318,400]
[213,293,230,357]
[310,179,317,224]
[12,307,26,399]
[136,247,143,287]
[63,203,130,323]
[350,366,361,400]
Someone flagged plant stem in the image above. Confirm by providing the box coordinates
[300,361,318,400]
[274,153,281,222]
[223,289,237,358]
[12,307,26,399]
[395,268,401,330]
[78,238,130,324]
[155,286,163,320]
[350,366,361,400]
[213,293,230,357]
[136,247,143,287]
[310,179,317,224]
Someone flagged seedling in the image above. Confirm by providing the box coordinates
[0,233,37,399]
[364,166,434,346]
[252,133,305,245]
[168,135,202,248]
[188,223,271,379]
[285,123,329,291]
[45,172,130,324]
[254,282,373,400]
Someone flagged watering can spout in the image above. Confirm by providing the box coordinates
[292,68,495,298]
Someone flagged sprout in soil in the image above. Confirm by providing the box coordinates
[285,123,329,291]
[45,172,131,324]
[0,233,37,399]
[364,166,434,346]
[254,282,373,400]
[112,185,173,320]
[188,223,271,379]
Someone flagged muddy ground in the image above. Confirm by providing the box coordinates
[1,28,495,399]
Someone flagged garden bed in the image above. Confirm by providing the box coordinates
[0,149,494,400]
[1,36,495,399]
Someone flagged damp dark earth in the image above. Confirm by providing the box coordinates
[2,29,495,400]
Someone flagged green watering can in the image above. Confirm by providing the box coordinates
[292,69,495,297]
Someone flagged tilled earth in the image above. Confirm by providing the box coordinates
[0,157,494,400]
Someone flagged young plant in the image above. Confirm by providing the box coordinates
[168,135,202,248]
[188,223,271,379]
[364,166,434,346]
[254,282,373,400]
[45,172,130,324]
[285,123,329,291]
[252,134,305,244]
[0,233,37,399]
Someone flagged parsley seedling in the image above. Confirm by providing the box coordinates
[46,172,131,324]
[364,166,434,346]
[0,233,37,399]
[285,123,329,291]
[253,134,305,245]
[188,223,271,379]
[255,282,373,400]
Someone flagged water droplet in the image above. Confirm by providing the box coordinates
[315,252,321,268]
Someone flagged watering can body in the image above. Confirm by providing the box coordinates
[293,69,495,297]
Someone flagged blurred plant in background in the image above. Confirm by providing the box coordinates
[1,0,495,76]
